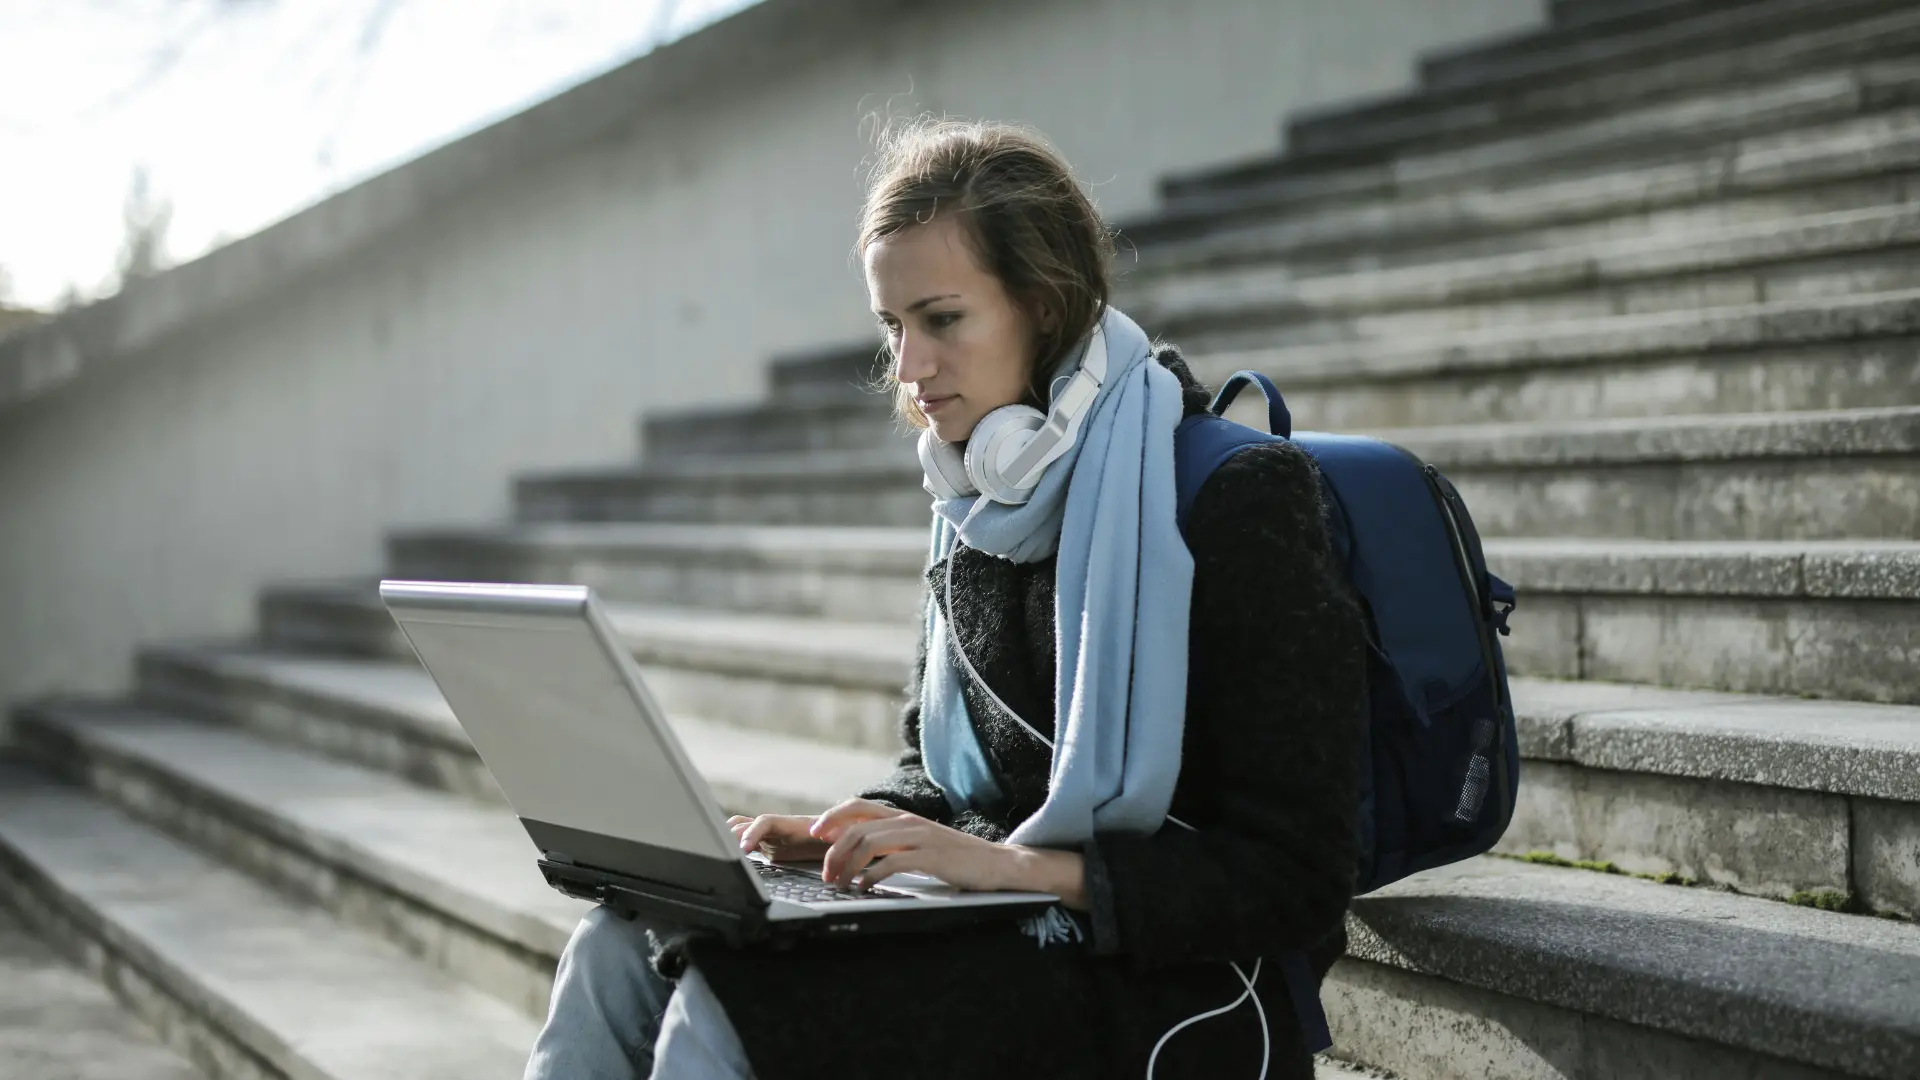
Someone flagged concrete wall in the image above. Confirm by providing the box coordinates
[0,0,1544,708]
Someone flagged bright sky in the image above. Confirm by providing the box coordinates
[0,0,759,309]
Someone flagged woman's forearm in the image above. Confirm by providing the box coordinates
[1006,846,1088,909]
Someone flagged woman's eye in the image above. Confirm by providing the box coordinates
[930,313,959,330]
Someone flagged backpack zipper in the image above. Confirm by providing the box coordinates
[1420,462,1512,831]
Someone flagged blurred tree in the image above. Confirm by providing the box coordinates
[114,166,173,285]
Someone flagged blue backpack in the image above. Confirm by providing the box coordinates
[1171,369,1520,1053]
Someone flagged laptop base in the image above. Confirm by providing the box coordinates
[539,856,1057,946]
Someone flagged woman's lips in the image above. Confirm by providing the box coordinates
[919,395,956,414]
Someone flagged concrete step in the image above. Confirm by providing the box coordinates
[764,341,890,405]
[131,641,899,805]
[0,765,535,1080]
[1332,856,1920,1080]
[633,294,1920,441]
[1135,100,1920,272]
[1162,54,1920,224]
[1183,287,1920,428]
[1124,201,1920,345]
[1159,1,1920,215]
[1547,0,1755,34]
[346,529,1920,711]
[0,900,205,1080]
[287,525,1920,714]
[517,407,1920,541]
[1497,677,1920,915]
[1420,0,1901,94]
[1384,406,1920,542]
[640,395,900,459]
[1495,537,1920,702]
[1278,0,1917,162]
[11,700,587,1019]
[514,445,927,527]
[387,521,927,622]
[1177,245,1920,357]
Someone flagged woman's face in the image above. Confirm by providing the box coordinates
[865,216,1043,444]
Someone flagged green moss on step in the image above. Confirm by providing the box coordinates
[1786,890,1867,914]
[1495,855,1911,922]
[1501,851,1694,887]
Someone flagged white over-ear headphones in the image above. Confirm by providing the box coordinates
[916,320,1110,505]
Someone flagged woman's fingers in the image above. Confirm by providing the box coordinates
[736,813,825,854]
[852,851,924,889]
[737,814,788,853]
[822,820,922,885]
[809,798,910,843]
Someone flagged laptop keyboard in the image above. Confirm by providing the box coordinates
[752,861,916,903]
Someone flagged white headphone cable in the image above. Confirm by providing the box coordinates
[940,560,1273,1080]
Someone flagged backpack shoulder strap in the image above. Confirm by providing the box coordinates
[1173,413,1287,534]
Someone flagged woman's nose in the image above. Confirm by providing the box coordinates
[894,334,935,385]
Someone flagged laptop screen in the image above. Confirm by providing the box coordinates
[382,582,738,863]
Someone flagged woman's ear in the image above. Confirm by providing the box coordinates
[1025,295,1058,335]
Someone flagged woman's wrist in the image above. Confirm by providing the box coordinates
[1005,845,1088,910]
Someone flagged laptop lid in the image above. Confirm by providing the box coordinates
[377,580,740,867]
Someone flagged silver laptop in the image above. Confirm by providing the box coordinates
[377,579,1057,942]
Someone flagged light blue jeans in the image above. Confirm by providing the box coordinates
[523,906,757,1080]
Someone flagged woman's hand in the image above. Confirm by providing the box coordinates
[728,813,830,861]
[728,799,908,861]
[811,800,1088,907]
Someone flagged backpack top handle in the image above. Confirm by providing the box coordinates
[1207,369,1292,438]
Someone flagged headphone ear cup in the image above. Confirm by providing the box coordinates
[918,429,976,500]
[964,403,1049,504]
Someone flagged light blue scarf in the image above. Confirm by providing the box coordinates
[919,305,1193,940]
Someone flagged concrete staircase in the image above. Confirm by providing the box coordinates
[5,1,1920,1077]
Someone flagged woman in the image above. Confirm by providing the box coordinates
[524,118,1367,1080]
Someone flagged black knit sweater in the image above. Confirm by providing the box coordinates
[664,347,1369,1080]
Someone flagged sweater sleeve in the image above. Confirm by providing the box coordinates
[1081,440,1367,968]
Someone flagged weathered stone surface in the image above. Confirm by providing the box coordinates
[515,411,1920,539]
[1573,696,1920,800]
[1804,541,1920,598]
[1324,956,1846,1080]
[1393,405,1920,468]
[1489,538,1920,601]
[132,646,894,805]
[1282,0,1920,158]
[1198,287,1920,387]
[0,769,538,1080]
[1546,594,1920,704]
[1508,678,1768,761]
[1855,797,1920,919]
[389,522,924,603]
[1133,202,1920,342]
[1448,456,1920,541]
[0,908,205,1080]
[1348,858,1920,1078]
[1272,338,1920,429]
[1494,759,1852,896]
[1419,0,1890,93]
[14,702,581,1015]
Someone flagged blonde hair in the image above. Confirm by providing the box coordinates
[857,117,1117,430]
